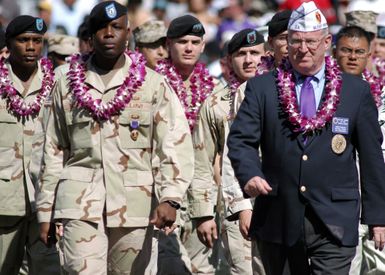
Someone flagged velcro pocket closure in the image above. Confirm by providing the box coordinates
[331,187,360,201]
[0,110,17,124]
[56,166,95,213]
[123,169,153,186]
[60,166,94,182]
[119,111,151,149]
[0,166,13,180]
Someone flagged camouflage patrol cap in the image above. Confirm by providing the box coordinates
[345,10,378,35]
[133,20,167,45]
[48,34,79,55]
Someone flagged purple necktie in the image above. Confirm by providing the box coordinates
[300,76,316,118]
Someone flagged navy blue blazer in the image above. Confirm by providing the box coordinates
[227,71,385,247]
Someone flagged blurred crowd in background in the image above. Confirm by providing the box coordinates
[1,0,385,68]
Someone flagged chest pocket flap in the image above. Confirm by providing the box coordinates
[65,112,93,149]
[119,111,151,148]
[0,110,19,147]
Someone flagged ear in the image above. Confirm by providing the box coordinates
[324,34,332,50]
[227,54,233,70]
[200,39,206,54]
[126,27,131,42]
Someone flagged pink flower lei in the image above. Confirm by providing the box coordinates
[156,58,214,132]
[363,69,383,108]
[256,55,275,76]
[0,57,54,117]
[67,50,146,121]
[373,57,385,80]
[277,56,342,134]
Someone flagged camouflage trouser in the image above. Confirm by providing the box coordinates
[156,228,192,275]
[0,214,60,275]
[349,224,385,275]
[182,218,231,275]
[222,219,253,275]
[59,219,155,275]
[251,240,266,275]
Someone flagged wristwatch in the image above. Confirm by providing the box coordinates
[164,200,181,210]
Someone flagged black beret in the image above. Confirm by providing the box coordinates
[89,1,127,34]
[77,16,91,40]
[228,28,264,55]
[0,28,5,49]
[267,10,292,37]
[5,15,47,41]
[167,15,205,39]
[378,26,385,39]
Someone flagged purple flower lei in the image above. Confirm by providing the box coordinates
[67,50,146,121]
[363,68,383,108]
[0,57,54,117]
[277,56,342,134]
[156,58,214,132]
[256,55,275,76]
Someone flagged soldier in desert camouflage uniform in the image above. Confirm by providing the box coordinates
[0,15,60,275]
[154,14,225,275]
[191,29,265,275]
[36,1,193,274]
[133,20,168,70]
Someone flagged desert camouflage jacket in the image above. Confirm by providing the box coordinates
[0,60,51,216]
[189,82,252,219]
[36,56,194,227]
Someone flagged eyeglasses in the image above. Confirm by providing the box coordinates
[288,36,325,50]
[338,47,368,58]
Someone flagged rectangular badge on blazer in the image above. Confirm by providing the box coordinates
[332,117,349,134]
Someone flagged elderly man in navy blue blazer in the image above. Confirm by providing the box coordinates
[227,1,385,274]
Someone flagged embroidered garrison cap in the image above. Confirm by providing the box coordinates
[89,1,127,34]
[268,10,292,37]
[345,10,378,35]
[288,1,328,32]
[167,15,205,39]
[228,28,265,55]
[133,20,167,44]
[5,15,47,41]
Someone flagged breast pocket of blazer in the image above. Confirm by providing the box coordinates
[65,112,93,150]
[331,187,360,201]
[119,111,151,149]
[0,111,19,147]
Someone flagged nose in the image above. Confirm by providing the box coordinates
[349,51,358,59]
[245,52,252,63]
[157,46,166,57]
[104,25,114,37]
[298,41,309,52]
[26,40,34,51]
[185,41,192,52]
